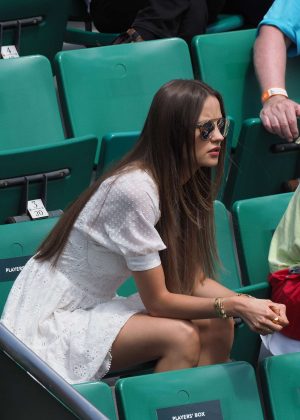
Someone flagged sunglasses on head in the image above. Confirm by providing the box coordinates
[195,117,230,141]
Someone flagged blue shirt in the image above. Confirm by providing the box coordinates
[259,0,300,57]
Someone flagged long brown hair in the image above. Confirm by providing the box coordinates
[36,79,226,295]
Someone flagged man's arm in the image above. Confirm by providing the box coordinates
[254,25,300,141]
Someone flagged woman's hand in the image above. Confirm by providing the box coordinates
[224,295,289,335]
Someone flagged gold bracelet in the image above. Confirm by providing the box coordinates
[236,293,254,298]
[214,297,229,319]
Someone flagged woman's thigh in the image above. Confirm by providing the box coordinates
[110,313,200,371]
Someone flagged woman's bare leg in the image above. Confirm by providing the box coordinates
[191,277,235,365]
[192,317,234,365]
[110,313,201,373]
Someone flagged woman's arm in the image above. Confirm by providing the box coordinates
[133,265,289,334]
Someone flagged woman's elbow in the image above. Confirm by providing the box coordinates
[142,294,170,318]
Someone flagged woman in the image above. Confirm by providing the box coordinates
[1,80,288,384]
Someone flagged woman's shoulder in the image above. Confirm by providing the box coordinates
[102,167,160,214]
[107,167,158,197]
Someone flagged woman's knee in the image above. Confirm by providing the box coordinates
[209,317,235,348]
[168,320,201,366]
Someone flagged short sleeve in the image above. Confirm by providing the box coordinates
[258,0,300,57]
[87,170,166,271]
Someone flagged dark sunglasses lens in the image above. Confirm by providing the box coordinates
[217,118,228,136]
[201,121,214,140]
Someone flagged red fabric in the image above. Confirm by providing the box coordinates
[269,269,300,340]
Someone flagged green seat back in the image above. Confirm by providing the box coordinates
[0,218,59,315]
[0,0,69,64]
[232,192,293,286]
[260,353,300,420]
[206,13,244,34]
[55,38,194,163]
[73,381,117,420]
[115,362,264,420]
[214,200,240,289]
[223,118,300,207]
[0,136,97,224]
[192,29,300,148]
[215,200,263,365]
[98,131,140,177]
[0,55,64,149]
[192,29,258,147]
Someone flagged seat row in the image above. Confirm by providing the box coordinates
[0,0,245,63]
[1,318,299,420]
[1,34,299,224]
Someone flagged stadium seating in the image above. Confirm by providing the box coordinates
[0,55,97,223]
[192,29,300,148]
[0,0,69,64]
[115,362,264,420]
[64,0,244,48]
[222,118,300,207]
[97,131,140,176]
[55,37,194,168]
[232,192,293,286]
[0,137,97,224]
[206,13,244,34]
[259,352,300,420]
[0,55,64,149]
[0,218,59,315]
[73,381,117,419]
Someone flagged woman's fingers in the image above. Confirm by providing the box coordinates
[239,299,289,335]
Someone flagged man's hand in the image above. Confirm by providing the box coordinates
[260,95,300,142]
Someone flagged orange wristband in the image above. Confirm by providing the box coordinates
[261,87,288,103]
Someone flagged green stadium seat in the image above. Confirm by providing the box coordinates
[231,194,294,364]
[206,14,244,34]
[259,352,300,420]
[98,131,140,176]
[191,29,258,148]
[214,200,266,365]
[0,55,64,149]
[0,0,69,64]
[73,381,117,420]
[192,29,300,148]
[0,136,97,224]
[0,54,97,222]
[55,38,194,166]
[0,218,59,315]
[223,118,300,207]
[232,192,293,286]
[115,362,264,420]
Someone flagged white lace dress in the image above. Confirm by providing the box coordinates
[1,169,166,384]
